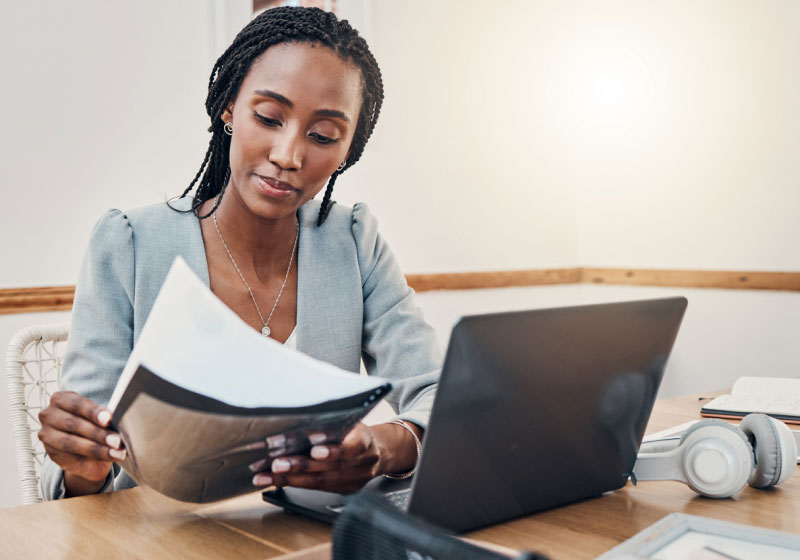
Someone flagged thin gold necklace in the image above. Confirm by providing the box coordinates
[212,201,299,337]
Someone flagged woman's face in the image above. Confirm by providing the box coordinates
[223,42,362,220]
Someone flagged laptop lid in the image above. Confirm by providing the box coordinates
[407,297,687,531]
[264,297,687,532]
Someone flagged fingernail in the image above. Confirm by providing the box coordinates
[272,458,290,473]
[248,459,267,473]
[106,434,121,450]
[253,474,273,486]
[310,446,329,460]
[308,433,327,445]
[109,448,126,461]
[97,410,112,426]
[266,434,286,449]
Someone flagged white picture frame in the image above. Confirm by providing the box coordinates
[597,513,800,559]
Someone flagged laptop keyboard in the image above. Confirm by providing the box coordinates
[384,488,411,510]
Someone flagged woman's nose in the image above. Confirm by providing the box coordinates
[269,129,303,171]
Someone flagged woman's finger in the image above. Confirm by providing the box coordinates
[41,407,123,450]
[39,425,125,462]
[265,454,341,474]
[309,444,341,462]
[256,465,376,493]
[48,391,113,427]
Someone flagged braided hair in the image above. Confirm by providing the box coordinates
[174,6,383,226]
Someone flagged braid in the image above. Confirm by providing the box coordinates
[170,6,384,226]
[317,172,340,226]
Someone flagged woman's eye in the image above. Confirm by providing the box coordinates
[309,132,338,145]
[254,113,281,127]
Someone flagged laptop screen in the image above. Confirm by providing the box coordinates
[407,297,687,532]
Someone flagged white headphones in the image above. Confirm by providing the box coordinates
[633,413,797,498]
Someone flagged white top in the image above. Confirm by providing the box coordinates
[284,327,297,349]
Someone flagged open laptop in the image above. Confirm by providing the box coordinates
[263,297,688,532]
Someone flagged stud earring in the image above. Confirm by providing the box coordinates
[337,160,347,172]
[224,121,233,135]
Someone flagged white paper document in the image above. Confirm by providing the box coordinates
[110,257,387,411]
[107,257,391,502]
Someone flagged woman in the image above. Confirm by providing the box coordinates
[38,7,440,500]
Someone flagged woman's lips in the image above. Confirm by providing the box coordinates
[255,174,296,199]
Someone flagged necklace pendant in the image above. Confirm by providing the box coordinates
[261,326,271,337]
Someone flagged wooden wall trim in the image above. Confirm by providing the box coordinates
[405,268,581,292]
[580,268,800,292]
[0,286,75,315]
[3,267,800,314]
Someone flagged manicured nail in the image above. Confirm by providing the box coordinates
[109,448,126,461]
[248,459,267,473]
[310,446,329,460]
[97,410,112,426]
[272,458,291,473]
[253,474,273,486]
[266,434,286,449]
[105,434,121,449]
[309,433,327,445]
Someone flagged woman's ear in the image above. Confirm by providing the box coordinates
[222,105,234,125]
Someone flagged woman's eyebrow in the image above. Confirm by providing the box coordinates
[254,89,294,107]
[315,109,350,123]
[253,89,351,123]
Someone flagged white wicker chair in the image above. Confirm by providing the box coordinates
[6,323,69,504]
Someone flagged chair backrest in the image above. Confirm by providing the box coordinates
[6,323,69,504]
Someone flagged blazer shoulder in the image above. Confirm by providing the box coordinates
[122,199,194,233]
[299,198,354,228]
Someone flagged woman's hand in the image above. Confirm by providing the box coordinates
[38,391,126,496]
[251,422,421,494]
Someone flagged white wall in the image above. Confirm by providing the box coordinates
[336,0,800,274]
[556,1,800,270]
[338,0,581,272]
[6,0,798,285]
[0,0,251,289]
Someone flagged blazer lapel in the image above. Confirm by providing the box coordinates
[295,203,363,373]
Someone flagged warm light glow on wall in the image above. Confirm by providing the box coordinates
[526,14,707,179]
[566,47,651,131]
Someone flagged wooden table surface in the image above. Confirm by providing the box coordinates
[2,393,799,559]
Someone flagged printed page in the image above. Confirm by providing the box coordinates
[109,257,387,412]
[116,386,383,502]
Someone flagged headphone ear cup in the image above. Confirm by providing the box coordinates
[678,419,754,498]
[739,413,797,488]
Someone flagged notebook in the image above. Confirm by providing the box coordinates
[701,377,800,424]
[263,297,688,532]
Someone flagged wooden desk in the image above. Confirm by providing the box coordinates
[2,394,799,559]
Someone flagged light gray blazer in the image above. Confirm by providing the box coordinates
[42,197,441,500]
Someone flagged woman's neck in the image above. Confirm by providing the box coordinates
[205,190,298,280]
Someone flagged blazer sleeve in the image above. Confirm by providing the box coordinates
[352,203,442,429]
[41,209,134,500]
